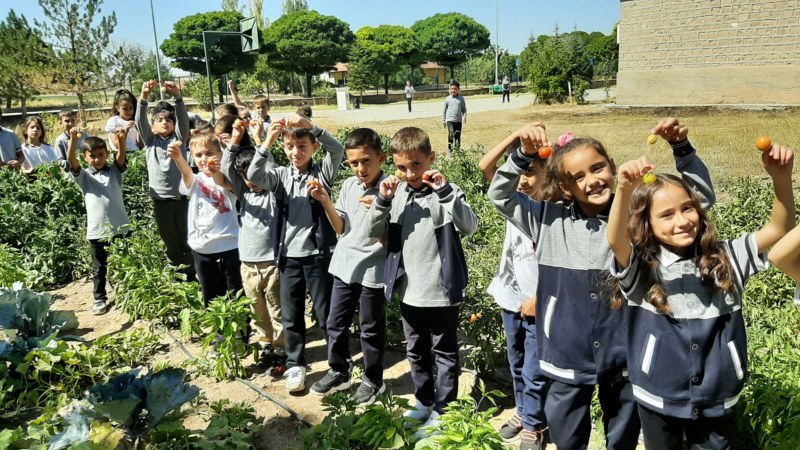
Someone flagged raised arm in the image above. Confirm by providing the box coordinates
[768,225,800,282]
[479,122,544,181]
[165,81,189,143]
[607,157,655,268]
[136,80,155,144]
[113,122,132,169]
[368,176,400,238]
[228,80,246,109]
[66,127,81,172]
[309,181,345,234]
[754,143,795,253]
[166,141,194,190]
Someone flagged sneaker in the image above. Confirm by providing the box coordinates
[92,299,108,315]
[351,379,385,406]
[310,370,351,396]
[285,366,306,393]
[403,400,434,422]
[519,429,547,450]
[498,414,523,442]
[413,410,441,440]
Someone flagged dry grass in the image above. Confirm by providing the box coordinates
[317,104,800,185]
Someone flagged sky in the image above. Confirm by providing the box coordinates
[3,0,620,73]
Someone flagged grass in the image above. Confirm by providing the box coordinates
[315,104,800,183]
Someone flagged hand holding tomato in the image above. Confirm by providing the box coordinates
[651,117,688,143]
[518,123,549,157]
[422,170,445,189]
[166,141,183,161]
[762,142,794,180]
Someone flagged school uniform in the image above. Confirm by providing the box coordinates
[368,181,478,412]
[135,97,194,276]
[0,127,22,164]
[488,222,548,432]
[325,174,388,384]
[67,161,130,303]
[488,139,715,450]
[247,125,344,369]
[613,234,767,450]
[442,95,466,154]
[221,144,282,347]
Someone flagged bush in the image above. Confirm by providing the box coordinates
[182,76,215,110]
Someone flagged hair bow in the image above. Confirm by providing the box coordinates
[557,132,575,147]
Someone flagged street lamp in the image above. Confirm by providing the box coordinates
[494,0,499,85]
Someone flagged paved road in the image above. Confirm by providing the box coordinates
[312,93,537,124]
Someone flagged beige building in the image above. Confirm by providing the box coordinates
[617,0,800,105]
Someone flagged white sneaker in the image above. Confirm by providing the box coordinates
[285,366,306,393]
[414,410,442,440]
[403,400,433,422]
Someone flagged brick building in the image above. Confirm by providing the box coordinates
[617,0,800,105]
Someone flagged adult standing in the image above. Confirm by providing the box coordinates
[442,80,467,156]
[502,76,511,103]
[0,106,24,169]
[404,80,415,112]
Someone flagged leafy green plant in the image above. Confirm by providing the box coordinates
[415,379,506,449]
[0,286,78,340]
[195,294,252,381]
[49,368,200,449]
[350,393,414,449]
[0,244,30,288]
[93,327,166,369]
[300,392,359,450]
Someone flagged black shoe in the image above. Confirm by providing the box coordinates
[256,346,276,368]
[519,429,547,450]
[498,414,523,442]
[351,379,386,406]
[310,370,351,396]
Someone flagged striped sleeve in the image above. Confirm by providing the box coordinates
[725,233,769,289]
[611,249,645,302]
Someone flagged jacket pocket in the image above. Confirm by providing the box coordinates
[543,295,557,339]
[727,341,744,380]
[641,334,657,376]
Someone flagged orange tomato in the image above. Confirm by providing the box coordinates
[305,179,320,189]
[249,120,259,127]
[422,173,432,182]
[469,314,477,323]
[234,119,244,129]
[755,136,772,152]
[538,146,552,158]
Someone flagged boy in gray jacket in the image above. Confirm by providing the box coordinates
[368,127,478,436]
[247,114,344,393]
[442,80,467,156]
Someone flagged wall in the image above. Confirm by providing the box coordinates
[617,0,800,104]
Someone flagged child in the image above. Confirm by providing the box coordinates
[53,109,89,161]
[478,125,549,449]
[502,75,511,103]
[65,126,130,315]
[0,106,24,169]
[247,113,344,393]
[105,89,143,153]
[309,128,389,406]
[368,127,478,434]
[135,80,195,279]
[219,117,287,374]
[606,145,795,449]
[442,80,466,156]
[20,116,58,173]
[405,81,415,112]
[167,131,241,305]
[487,118,716,450]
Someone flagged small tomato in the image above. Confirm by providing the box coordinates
[538,146,552,158]
[647,134,658,145]
[755,136,772,152]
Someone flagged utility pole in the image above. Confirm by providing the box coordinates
[494,0,499,85]
[150,0,164,100]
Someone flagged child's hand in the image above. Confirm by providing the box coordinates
[217,133,231,148]
[231,121,245,146]
[141,80,156,99]
[285,113,312,130]
[422,170,446,189]
[762,142,794,179]
[206,156,221,173]
[380,176,401,199]
[651,117,688,143]
[307,179,330,203]
[162,81,179,97]
[265,120,284,146]
[166,141,183,161]
[69,127,80,139]
[518,123,549,156]
[519,295,537,319]
[227,79,237,94]
[249,118,264,136]
[617,156,655,190]
[358,195,375,209]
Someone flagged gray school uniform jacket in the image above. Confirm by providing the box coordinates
[246,126,344,262]
[488,139,715,385]
[221,144,278,263]
[368,182,478,306]
[613,234,767,419]
[329,174,388,289]
[135,97,189,199]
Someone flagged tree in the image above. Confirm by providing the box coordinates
[221,0,242,12]
[519,33,590,104]
[282,0,308,14]
[261,10,354,97]
[108,41,172,91]
[411,13,490,79]
[351,25,420,94]
[160,11,257,102]
[34,0,117,119]
[0,10,54,116]
[347,59,381,96]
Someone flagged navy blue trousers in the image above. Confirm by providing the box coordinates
[501,309,549,431]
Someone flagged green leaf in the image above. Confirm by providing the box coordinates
[144,368,200,427]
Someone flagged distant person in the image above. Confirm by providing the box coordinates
[53,109,89,161]
[404,80,415,112]
[296,102,313,119]
[65,125,131,315]
[442,80,467,156]
[0,106,23,169]
[105,89,143,153]
[20,116,58,174]
[502,76,511,103]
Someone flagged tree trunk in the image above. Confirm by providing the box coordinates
[21,98,27,119]
[76,91,86,124]
[450,65,455,82]
[5,97,10,109]
[304,73,312,98]
[218,79,225,103]
[383,74,389,95]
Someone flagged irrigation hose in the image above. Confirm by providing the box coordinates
[159,323,313,427]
